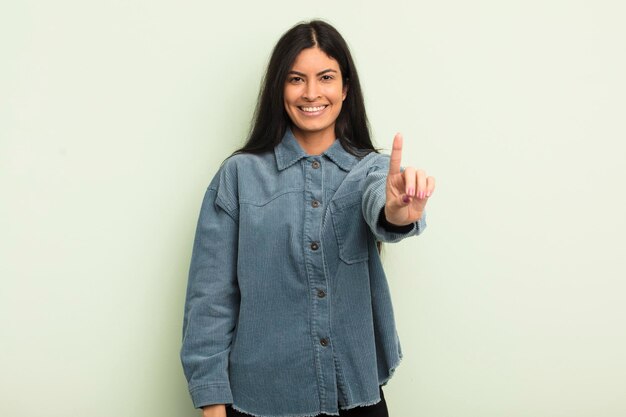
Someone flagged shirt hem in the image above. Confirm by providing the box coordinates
[229,394,384,417]
[230,403,340,417]
[380,349,404,386]
[338,396,382,411]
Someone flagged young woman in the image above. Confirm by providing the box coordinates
[180,19,435,417]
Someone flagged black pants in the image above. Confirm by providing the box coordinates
[226,385,389,417]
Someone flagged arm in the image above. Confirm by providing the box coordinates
[180,184,240,409]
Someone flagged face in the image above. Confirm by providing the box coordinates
[284,47,348,141]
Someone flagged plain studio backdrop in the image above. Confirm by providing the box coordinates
[1,1,625,416]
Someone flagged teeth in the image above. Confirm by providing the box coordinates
[301,105,327,112]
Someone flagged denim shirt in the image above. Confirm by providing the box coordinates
[180,127,427,417]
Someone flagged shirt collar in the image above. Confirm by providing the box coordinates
[274,126,358,172]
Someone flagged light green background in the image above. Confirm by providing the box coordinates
[1,1,625,416]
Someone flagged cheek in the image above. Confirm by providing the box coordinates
[284,95,297,115]
[332,87,345,103]
[283,87,295,106]
[332,89,344,108]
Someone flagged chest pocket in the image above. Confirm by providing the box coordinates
[330,190,370,264]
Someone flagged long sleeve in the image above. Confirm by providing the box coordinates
[361,155,427,243]
[180,183,240,408]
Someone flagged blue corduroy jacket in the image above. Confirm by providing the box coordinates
[180,127,427,417]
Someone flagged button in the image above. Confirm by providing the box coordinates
[310,242,319,250]
[311,200,320,208]
[312,160,320,169]
[317,289,326,298]
[320,338,329,346]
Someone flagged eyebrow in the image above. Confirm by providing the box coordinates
[288,69,338,77]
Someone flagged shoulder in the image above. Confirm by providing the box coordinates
[345,151,390,179]
[209,151,274,189]
[220,151,268,174]
[365,152,390,168]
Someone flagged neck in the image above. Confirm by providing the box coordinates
[291,126,336,155]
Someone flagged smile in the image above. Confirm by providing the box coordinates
[298,105,328,115]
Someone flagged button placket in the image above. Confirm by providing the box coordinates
[301,156,335,405]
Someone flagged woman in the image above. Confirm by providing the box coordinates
[180,19,435,417]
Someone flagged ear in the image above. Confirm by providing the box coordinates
[342,80,349,101]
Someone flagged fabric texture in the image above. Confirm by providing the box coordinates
[226,385,388,417]
[180,127,427,417]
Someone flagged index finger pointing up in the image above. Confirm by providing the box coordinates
[389,133,403,175]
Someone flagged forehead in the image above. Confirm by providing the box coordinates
[290,47,340,72]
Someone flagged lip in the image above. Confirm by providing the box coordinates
[297,104,328,117]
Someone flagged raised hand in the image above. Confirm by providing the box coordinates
[384,133,435,226]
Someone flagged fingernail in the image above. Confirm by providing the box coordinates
[408,187,414,197]
[418,191,424,199]
[402,195,410,203]
[426,191,431,197]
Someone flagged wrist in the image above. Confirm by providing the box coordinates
[379,206,415,232]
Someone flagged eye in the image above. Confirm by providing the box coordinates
[321,75,334,81]
[289,76,304,83]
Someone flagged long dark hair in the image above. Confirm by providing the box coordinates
[228,19,382,158]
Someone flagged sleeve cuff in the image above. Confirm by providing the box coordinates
[377,206,416,233]
[189,383,233,409]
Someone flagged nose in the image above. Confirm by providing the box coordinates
[303,80,321,101]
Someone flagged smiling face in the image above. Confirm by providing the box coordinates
[284,47,348,144]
